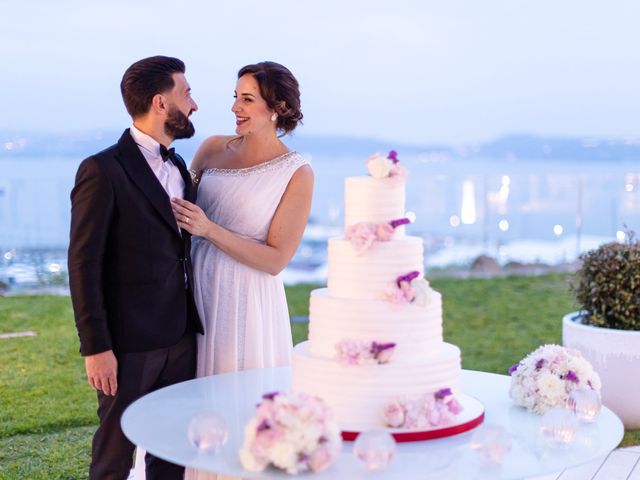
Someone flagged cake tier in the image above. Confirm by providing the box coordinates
[327,236,424,300]
[308,288,443,362]
[292,341,461,430]
[345,177,406,235]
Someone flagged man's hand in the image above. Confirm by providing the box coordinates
[85,350,118,396]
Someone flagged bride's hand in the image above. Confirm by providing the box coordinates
[171,197,212,237]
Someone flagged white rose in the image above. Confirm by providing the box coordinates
[366,154,394,179]
[270,441,298,472]
[239,447,268,472]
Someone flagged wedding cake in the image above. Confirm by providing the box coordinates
[292,151,463,432]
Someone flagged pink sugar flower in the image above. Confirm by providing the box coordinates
[345,222,378,253]
[308,445,333,473]
[376,223,395,241]
[383,401,406,428]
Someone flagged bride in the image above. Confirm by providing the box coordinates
[169,61,311,480]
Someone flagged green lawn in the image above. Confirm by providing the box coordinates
[0,274,637,479]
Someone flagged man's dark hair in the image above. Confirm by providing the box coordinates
[120,56,185,118]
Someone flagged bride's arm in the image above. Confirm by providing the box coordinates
[172,165,314,276]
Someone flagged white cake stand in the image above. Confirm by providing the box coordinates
[122,367,624,479]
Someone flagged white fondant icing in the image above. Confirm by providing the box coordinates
[327,237,424,300]
[292,341,461,430]
[344,177,406,234]
[308,288,443,362]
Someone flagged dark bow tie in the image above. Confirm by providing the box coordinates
[159,145,177,164]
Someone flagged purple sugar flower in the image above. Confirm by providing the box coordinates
[389,217,411,229]
[435,388,453,400]
[508,363,520,375]
[565,370,580,383]
[371,341,396,363]
[535,358,545,370]
[396,270,420,286]
[257,419,271,432]
[262,391,279,400]
[387,150,399,164]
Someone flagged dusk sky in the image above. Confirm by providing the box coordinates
[3,0,639,144]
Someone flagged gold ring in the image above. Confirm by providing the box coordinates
[185,217,189,224]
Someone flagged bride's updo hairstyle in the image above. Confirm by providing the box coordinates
[238,61,303,135]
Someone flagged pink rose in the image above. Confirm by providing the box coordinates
[447,397,463,415]
[308,445,333,472]
[381,285,409,305]
[384,401,406,428]
[375,346,395,364]
[398,281,416,302]
[345,222,378,254]
[376,223,395,241]
[388,164,409,185]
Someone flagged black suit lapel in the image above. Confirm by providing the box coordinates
[115,129,181,237]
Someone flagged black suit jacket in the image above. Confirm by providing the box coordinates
[68,129,203,356]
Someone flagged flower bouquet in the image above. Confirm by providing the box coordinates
[509,344,601,414]
[239,391,342,475]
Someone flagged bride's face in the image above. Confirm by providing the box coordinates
[232,74,275,136]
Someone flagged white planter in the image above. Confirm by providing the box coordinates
[563,311,640,429]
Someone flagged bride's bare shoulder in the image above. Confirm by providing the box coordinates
[191,135,239,170]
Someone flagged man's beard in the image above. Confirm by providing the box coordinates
[164,106,195,140]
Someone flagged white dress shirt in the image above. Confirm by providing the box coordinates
[129,125,185,201]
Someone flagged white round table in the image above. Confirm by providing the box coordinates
[121,367,624,479]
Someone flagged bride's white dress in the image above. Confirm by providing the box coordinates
[134,151,311,480]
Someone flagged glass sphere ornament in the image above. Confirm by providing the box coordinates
[565,388,601,423]
[353,430,397,471]
[539,407,579,448]
[187,412,229,453]
[470,424,512,465]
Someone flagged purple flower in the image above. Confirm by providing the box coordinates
[262,391,279,400]
[371,342,396,364]
[565,370,580,383]
[257,419,271,432]
[508,363,520,375]
[435,388,452,400]
[588,380,593,389]
[389,217,411,229]
[387,150,399,164]
[535,358,545,370]
[396,270,420,287]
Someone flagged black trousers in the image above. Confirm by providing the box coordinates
[89,332,196,480]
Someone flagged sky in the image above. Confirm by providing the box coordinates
[2,0,640,145]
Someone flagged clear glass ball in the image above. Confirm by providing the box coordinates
[353,430,397,471]
[187,412,229,454]
[566,388,601,423]
[470,424,512,464]
[539,407,579,448]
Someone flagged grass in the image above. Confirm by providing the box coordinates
[0,274,637,479]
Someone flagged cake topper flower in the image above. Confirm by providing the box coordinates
[366,150,409,184]
[381,271,433,307]
[334,339,397,367]
[345,217,411,254]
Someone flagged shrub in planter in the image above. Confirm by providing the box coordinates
[571,232,640,331]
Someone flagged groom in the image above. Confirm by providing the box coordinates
[68,56,203,479]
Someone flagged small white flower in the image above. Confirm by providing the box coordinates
[366,153,394,179]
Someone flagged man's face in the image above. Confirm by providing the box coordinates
[163,73,198,140]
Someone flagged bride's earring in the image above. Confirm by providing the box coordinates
[271,113,277,122]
